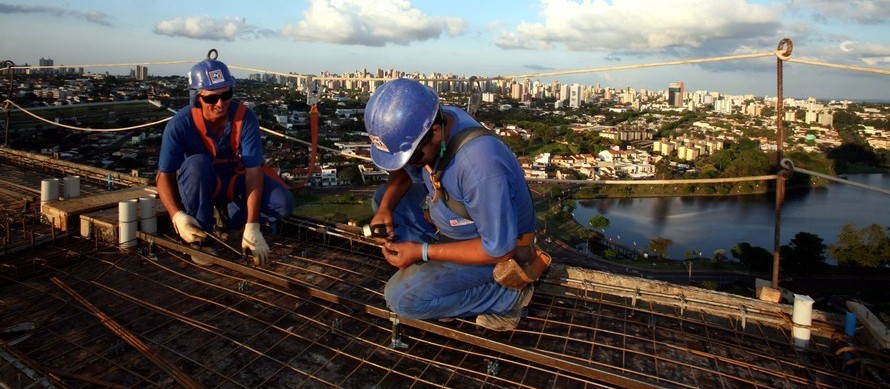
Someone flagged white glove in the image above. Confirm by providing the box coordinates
[172,211,206,243]
[242,223,270,265]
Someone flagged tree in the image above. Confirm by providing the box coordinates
[561,199,576,215]
[336,164,363,185]
[827,142,880,170]
[731,242,773,272]
[698,163,719,178]
[588,214,610,231]
[829,223,890,268]
[779,232,827,275]
[647,237,673,259]
[655,158,672,179]
[549,186,563,199]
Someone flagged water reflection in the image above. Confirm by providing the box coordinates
[573,174,889,260]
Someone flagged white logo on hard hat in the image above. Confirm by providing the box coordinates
[449,218,474,226]
[208,69,224,84]
[369,135,390,153]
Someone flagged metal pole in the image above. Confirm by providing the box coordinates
[772,39,792,289]
[3,60,15,148]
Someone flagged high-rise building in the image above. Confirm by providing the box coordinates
[39,57,54,75]
[668,81,685,107]
[510,82,524,101]
[568,84,583,108]
[559,84,570,102]
[135,65,148,81]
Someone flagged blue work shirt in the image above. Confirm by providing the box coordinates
[423,106,536,258]
[158,102,264,174]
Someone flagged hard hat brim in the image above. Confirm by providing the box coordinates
[371,146,412,171]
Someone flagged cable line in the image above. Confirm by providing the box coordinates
[0,60,199,72]
[495,52,777,81]
[528,175,780,185]
[786,58,890,76]
[2,99,171,132]
[259,126,372,162]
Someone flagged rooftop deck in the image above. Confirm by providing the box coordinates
[1,150,887,388]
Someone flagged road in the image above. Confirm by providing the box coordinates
[535,231,753,286]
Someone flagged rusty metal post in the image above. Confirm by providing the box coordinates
[3,60,14,148]
[772,39,792,289]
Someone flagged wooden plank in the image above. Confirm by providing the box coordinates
[80,206,168,244]
[0,186,35,203]
[0,148,150,188]
[847,301,890,350]
[42,186,155,231]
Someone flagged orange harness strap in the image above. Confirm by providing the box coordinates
[191,103,248,200]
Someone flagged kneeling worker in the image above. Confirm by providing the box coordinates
[365,78,546,331]
[157,56,295,265]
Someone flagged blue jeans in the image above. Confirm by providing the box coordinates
[178,154,295,232]
[373,183,522,320]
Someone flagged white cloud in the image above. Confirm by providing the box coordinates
[496,0,781,54]
[836,41,890,66]
[280,0,467,46]
[154,15,250,41]
[0,3,111,26]
[793,0,890,25]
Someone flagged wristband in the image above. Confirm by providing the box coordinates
[422,242,430,262]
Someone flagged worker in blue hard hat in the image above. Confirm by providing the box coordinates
[157,57,294,266]
[365,78,541,331]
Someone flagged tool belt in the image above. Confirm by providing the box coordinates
[493,233,552,290]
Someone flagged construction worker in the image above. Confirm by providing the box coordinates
[366,78,538,331]
[157,58,294,265]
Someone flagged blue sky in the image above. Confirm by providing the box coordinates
[1,0,888,100]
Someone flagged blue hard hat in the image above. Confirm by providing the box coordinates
[188,58,235,106]
[188,59,235,91]
[364,78,439,171]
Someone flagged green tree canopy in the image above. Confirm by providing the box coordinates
[828,223,890,268]
[827,142,881,170]
[647,237,674,258]
[731,242,773,273]
[588,214,610,231]
[779,232,827,275]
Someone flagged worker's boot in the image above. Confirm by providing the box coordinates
[475,284,535,331]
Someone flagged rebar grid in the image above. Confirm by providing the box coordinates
[2,213,885,388]
[2,237,607,388]
[273,220,881,389]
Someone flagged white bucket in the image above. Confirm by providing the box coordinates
[792,294,814,348]
[139,196,157,234]
[118,199,138,249]
[40,178,59,206]
[62,176,81,198]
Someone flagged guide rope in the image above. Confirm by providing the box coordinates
[1,99,171,132]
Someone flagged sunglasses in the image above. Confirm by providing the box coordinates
[407,129,435,165]
[199,89,234,104]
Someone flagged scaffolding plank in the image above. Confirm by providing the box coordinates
[41,186,155,231]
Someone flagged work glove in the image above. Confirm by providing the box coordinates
[172,211,206,243]
[242,222,270,265]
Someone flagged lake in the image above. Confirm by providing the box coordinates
[572,174,890,260]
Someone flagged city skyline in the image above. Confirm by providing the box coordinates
[1,0,889,101]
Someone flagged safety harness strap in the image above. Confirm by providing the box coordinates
[430,127,494,221]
